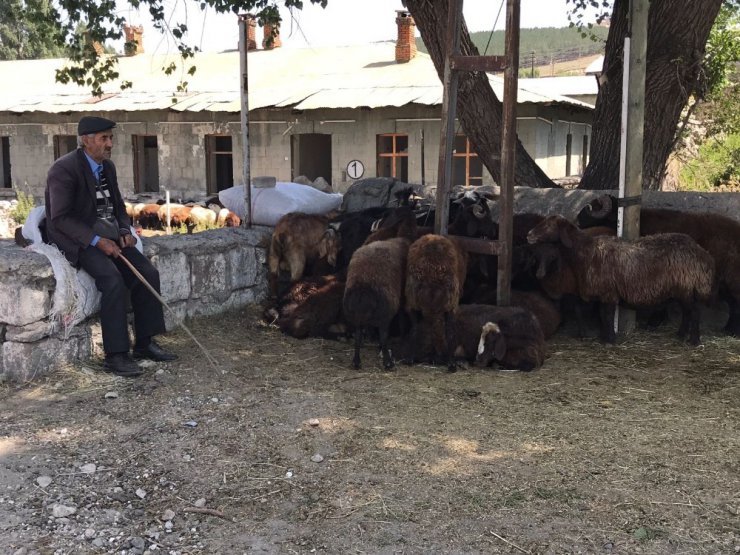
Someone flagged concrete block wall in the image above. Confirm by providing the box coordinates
[0,226,270,382]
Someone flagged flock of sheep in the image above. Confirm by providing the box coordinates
[124,199,241,232]
[263,190,739,372]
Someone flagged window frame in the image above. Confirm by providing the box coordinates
[452,134,483,187]
[376,133,409,181]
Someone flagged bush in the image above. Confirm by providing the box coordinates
[678,133,740,191]
[9,190,36,225]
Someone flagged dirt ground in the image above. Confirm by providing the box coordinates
[1,305,738,555]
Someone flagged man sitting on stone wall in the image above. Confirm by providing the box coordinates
[44,116,177,377]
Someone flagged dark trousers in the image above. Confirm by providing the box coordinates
[77,246,166,354]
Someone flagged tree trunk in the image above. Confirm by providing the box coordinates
[405,0,557,188]
[580,0,722,190]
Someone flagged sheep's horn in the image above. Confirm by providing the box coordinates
[590,194,613,218]
[472,203,485,218]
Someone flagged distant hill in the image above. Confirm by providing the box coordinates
[416,26,608,75]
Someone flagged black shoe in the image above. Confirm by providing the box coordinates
[103,353,143,377]
[132,340,178,362]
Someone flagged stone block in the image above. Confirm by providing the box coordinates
[190,252,227,299]
[0,281,52,327]
[150,250,191,302]
[5,320,52,342]
[227,247,258,290]
[1,328,91,382]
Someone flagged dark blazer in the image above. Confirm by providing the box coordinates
[45,148,131,265]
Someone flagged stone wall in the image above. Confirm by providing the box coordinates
[0,226,271,383]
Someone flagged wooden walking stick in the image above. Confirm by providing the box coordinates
[118,253,219,371]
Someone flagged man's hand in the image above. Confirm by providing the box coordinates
[119,233,137,249]
[96,237,121,258]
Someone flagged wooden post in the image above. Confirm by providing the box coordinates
[616,0,648,336]
[434,0,463,235]
[496,0,520,306]
[239,14,253,228]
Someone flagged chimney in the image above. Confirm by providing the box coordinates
[84,31,105,56]
[395,10,416,63]
[123,24,144,56]
[241,14,257,51]
[262,22,282,49]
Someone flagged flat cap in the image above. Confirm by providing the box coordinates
[78,116,116,136]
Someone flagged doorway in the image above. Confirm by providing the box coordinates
[132,135,160,193]
[291,133,332,184]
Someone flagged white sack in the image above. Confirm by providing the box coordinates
[219,183,343,226]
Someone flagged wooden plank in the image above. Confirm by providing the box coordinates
[450,235,502,256]
[496,0,520,307]
[435,0,464,235]
[450,55,506,72]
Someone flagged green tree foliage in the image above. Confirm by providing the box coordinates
[417,27,608,69]
[0,0,66,60]
[701,1,740,100]
[9,189,36,225]
[48,0,326,96]
[677,2,740,191]
[679,133,740,191]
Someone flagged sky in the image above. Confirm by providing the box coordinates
[116,0,588,56]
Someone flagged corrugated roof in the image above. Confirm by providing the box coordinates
[516,76,599,98]
[0,43,593,114]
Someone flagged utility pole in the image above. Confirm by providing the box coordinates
[530,50,535,78]
[615,0,648,337]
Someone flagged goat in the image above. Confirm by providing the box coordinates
[527,215,715,345]
[405,234,468,371]
[578,194,740,336]
[268,212,341,299]
[265,274,346,339]
[343,236,412,370]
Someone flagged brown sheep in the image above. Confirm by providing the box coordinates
[461,286,561,340]
[527,215,715,345]
[394,304,546,371]
[217,207,241,227]
[265,274,346,339]
[136,203,162,229]
[405,234,468,371]
[458,305,546,371]
[158,203,191,228]
[344,237,411,369]
[268,212,341,298]
[578,195,740,336]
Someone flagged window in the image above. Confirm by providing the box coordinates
[1,137,10,188]
[205,135,233,194]
[53,135,78,159]
[132,135,160,193]
[377,134,408,182]
[452,135,482,187]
